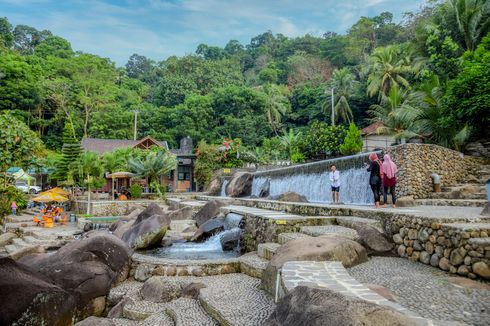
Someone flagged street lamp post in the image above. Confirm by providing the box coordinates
[331,87,335,126]
[132,110,139,141]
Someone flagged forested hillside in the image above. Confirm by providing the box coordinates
[0,0,488,162]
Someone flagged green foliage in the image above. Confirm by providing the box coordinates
[52,122,81,181]
[340,123,363,155]
[0,112,44,174]
[195,141,221,187]
[130,184,143,199]
[128,150,177,184]
[0,185,26,221]
[443,34,490,140]
[299,121,347,158]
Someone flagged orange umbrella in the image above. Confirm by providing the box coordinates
[33,192,69,202]
[41,187,70,196]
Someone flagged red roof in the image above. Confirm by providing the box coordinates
[361,121,386,136]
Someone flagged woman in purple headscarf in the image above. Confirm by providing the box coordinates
[382,154,398,208]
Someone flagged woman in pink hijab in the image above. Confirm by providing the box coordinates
[382,154,398,208]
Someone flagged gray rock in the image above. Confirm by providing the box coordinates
[0,258,76,326]
[418,228,429,242]
[220,229,243,251]
[75,316,115,326]
[0,232,16,246]
[392,234,403,244]
[264,286,417,326]
[397,245,406,257]
[413,240,423,251]
[134,264,153,282]
[449,247,467,266]
[277,191,308,203]
[226,172,253,197]
[181,282,206,299]
[194,200,228,227]
[350,224,393,254]
[135,203,165,224]
[140,277,182,302]
[191,217,225,241]
[262,236,367,294]
[121,214,170,249]
[107,297,133,318]
[420,251,430,264]
[457,265,469,276]
[20,233,131,320]
[439,257,451,271]
[430,254,440,267]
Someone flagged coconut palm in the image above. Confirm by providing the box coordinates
[368,84,420,141]
[410,75,470,150]
[128,150,177,190]
[262,84,291,135]
[103,151,126,200]
[327,68,357,124]
[366,45,413,98]
[440,0,490,51]
[279,129,302,160]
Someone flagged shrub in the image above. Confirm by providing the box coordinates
[130,184,142,198]
[340,123,363,155]
[0,185,27,222]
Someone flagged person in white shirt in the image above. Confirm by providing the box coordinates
[329,164,340,203]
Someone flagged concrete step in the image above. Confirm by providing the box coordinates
[335,216,383,232]
[11,238,28,247]
[257,242,281,260]
[300,225,359,240]
[239,253,269,279]
[277,232,309,245]
[22,236,38,244]
[468,237,490,247]
[441,184,485,192]
[428,192,486,200]
[416,198,486,207]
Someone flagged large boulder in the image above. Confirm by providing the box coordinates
[113,219,136,238]
[206,176,222,195]
[226,172,253,197]
[277,191,308,203]
[20,233,131,320]
[350,224,393,254]
[140,277,182,302]
[110,208,143,231]
[194,200,228,227]
[134,203,165,224]
[264,286,416,326]
[262,236,367,294]
[0,258,76,326]
[191,217,225,241]
[121,214,170,249]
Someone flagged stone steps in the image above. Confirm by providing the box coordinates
[277,232,309,245]
[138,312,174,326]
[165,297,217,326]
[257,242,281,260]
[123,299,163,321]
[335,216,383,232]
[280,261,428,324]
[110,318,141,326]
[239,253,269,279]
[441,184,485,192]
[416,198,487,207]
[300,225,359,240]
[429,192,486,200]
[11,238,28,247]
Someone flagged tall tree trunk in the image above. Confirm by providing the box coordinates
[86,175,91,215]
[112,176,115,201]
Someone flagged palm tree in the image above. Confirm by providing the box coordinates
[103,151,126,201]
[74,151,104,214]
[441,0,490,51]
[366,45,413,98]
[368,84,420,141]
[279,129,302,159]
[326,68,357,124]
[410,75,470,150]
[262,84,291,135]
[128,150,177,194]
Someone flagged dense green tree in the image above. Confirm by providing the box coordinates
[0,17,14,48]
[34,36,74,59]
[13,24,51,54]
[53,122,81,181]
[340,123,363,155]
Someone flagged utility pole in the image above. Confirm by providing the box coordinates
[132,110,139,140]
[331,87,335,126]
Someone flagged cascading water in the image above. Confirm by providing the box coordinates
[146,212,244,260]
[220,179,229,197]
[251,151,380,205]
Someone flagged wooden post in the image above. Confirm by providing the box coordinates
[173,168,178,192]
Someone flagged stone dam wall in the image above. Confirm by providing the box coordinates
[386,143,486,199]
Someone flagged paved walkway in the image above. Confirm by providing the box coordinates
[348,256,490,326]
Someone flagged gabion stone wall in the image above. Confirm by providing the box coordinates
[385,144,486,199]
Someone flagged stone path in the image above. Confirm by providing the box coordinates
[281,261,425,322]
[348,256,490,326]
[107,274,275,326]
[300,225,358,240]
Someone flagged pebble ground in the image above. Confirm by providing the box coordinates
[348,256,490,326]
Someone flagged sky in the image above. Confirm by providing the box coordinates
[1,0,426,66]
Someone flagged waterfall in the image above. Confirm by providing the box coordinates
[220,179,229,197]
[251,152,380,205]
